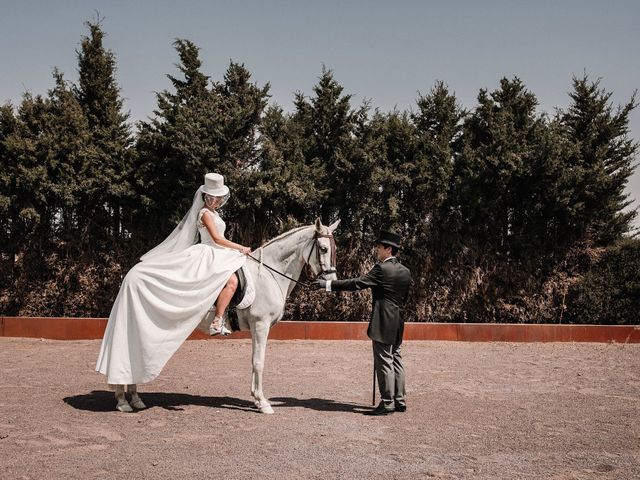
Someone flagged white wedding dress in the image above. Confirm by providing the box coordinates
[96,208,246,385]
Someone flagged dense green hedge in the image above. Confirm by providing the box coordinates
[566,239,640,325]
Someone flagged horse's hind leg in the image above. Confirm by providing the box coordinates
[250,320,274,414]
[115,384,133,412]
[128,384,146,410]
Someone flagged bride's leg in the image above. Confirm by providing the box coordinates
[215,274,238,317]
[210,274,238,335]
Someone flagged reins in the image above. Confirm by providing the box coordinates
[246,230,336,288]
[246,252,312,288]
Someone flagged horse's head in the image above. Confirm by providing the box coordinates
[306,218,340,281]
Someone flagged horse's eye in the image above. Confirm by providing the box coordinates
[320,247,329,253]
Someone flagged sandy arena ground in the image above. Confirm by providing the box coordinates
[0,337,638,479]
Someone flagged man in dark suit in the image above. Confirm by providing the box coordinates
[312,230,412,415]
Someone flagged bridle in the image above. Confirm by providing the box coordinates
[306,231,337,279]
[247,229,337,287]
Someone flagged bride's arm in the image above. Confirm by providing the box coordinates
[202,211,251,254]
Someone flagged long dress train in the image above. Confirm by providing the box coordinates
[96,208,245,385]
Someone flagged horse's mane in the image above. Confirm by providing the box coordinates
[261,225,313,248]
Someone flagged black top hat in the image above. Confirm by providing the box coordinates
[375,229,402,249]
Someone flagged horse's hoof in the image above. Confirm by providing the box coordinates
[116,401,133,413]
[259,405,274,414]
[130,398,147,410]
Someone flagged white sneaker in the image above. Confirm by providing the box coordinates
[209,315,231,336]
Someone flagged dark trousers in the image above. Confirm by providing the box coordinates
[372,340,406,410]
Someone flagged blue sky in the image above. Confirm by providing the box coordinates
[2,0,639,228]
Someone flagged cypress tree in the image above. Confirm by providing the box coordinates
[0,103,20,278]
[211,61,270,245]
[46,70,92,247]
[3,93,52,253]
[367,110,416,233]
[135,39,218,238]
[74,19,134,246]
[293,67,359,225]
[561,75,638,245]
[135,41,270,247]
[411,81,464,247]
[252,104,325,241]
[0,71,95,314]
[454,77,545,260]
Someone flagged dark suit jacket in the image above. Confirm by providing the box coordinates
[330,257,411,345]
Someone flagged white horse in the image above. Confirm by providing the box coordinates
[115,218,339,414]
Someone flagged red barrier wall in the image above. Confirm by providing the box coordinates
[1,316,639,343]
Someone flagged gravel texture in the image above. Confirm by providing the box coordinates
[0,337,638,479]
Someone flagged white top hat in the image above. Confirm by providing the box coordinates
[200,173,229,197]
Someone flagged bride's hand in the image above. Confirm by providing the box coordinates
[240,246,251,255]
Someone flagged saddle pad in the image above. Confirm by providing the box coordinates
[235,264,255,309]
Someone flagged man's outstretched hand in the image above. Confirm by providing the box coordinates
[311,279,327,290]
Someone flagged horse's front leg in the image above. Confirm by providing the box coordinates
[250,320,274,414]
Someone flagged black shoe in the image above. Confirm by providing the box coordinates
[364,403,395,416]
[394,404,406,412]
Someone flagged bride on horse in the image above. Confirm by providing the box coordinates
[96,173,251,411]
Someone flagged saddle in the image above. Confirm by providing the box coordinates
[226,268,246,331]
[230,266,248,309]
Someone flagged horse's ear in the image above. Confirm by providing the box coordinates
[315,218,323,232]
[328,219,341,233]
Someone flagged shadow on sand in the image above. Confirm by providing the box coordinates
[63,391,369,414]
